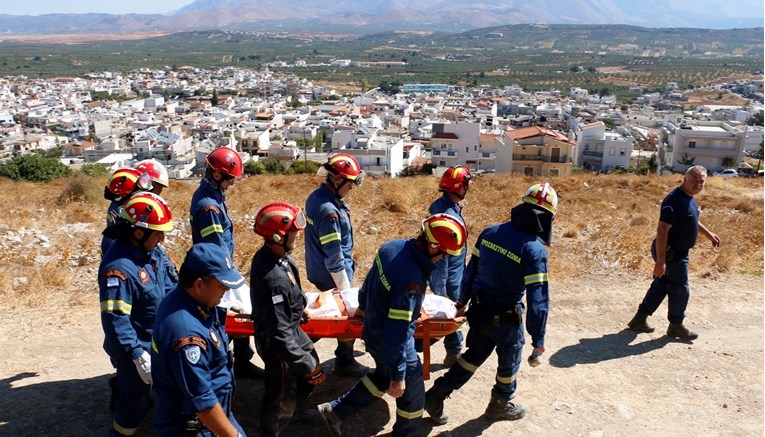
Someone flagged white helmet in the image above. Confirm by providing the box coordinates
[135,159,169,188]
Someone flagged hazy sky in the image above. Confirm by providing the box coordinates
[1,1,191,15]
[2,0,762,19]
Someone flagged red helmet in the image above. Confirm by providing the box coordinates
[106,168,153,199]
[421,213,467,256]
[206,147,243,178]
[438,165,473,194]
[522,182,559,216]
[324,153,365,186]
[253,202,307,243]
[120,192,174,232]
[135,159,169,187]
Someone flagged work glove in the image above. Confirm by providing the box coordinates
[527,346,545,367]
[329,269,351,292]
[305,364,326,386]
[133,350,152,385]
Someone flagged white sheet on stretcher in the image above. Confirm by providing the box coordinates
[219,283,252,315]
[331,288,457,319]
[305,291,343,317]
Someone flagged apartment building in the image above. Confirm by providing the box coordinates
[497,126,573,176]
[661,117,747,172]
[575,121,633,171]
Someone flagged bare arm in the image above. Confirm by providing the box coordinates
[653,221,672,278]
[698,222,721,247]
[197,404,240,437]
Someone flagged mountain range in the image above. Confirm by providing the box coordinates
[0,0,761,35]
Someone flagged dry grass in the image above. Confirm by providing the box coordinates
[0,172,761,307]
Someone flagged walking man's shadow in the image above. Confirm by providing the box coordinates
[549,329,676,368]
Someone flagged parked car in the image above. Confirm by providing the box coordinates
[714,169,738,178]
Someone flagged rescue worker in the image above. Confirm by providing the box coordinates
[99,191,176,437]
[428,165,473,366]
[304,153,370,377]
[151,243,247,437]
[424,183,559,424]
[317,214,468,437]
[135,158,170,195]
[133,159,179,292]
[189,146,264,379]
[250,202,326,436]
[101,167,154,256]
[627,165,720,339]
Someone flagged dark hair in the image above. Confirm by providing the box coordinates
[179,263,207,288]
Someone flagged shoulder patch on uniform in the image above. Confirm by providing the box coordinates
[324,212,339,221]
[184,345,201,364]
[101,269,127,282]
[272,294,285,304]
[203,205,222,215]
[138,268,150,284]
[173,336,208,351]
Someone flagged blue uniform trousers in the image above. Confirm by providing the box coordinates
[638,253,690,324]
[330,342,424,437]
[110,362,151,436]
[433,321,524,401]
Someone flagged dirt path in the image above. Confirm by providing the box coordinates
[2,270,761,436]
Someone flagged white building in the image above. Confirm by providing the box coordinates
[661,118,748,173]
[575,121,633,171]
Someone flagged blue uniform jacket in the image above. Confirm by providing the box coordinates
[151,287,235,436]
[358,238,436,381]
[459,221,550,347]
[660,187,700,255]
[100,200,121,255]
[99,238,177,365]
[250,246,317,375]
[427,194,467,298]
[304,184,355,290]
[190,178,235,256]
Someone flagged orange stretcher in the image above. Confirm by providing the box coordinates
[225,293,465,380]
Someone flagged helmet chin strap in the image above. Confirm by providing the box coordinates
[131,227,153,251]
[327,175,350,198]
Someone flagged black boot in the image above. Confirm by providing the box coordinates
[627,312,655,333]
[484,396,526,421]
[666,323,698,340]
[424,386,451,425]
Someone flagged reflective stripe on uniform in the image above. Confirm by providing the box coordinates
[113,420,138,436]
[471,246,480,257]
[496,373,517,384]
[151,338,158,354]
[101,300,132,315]
[524,272,548,285]
[200,224,223,238]
[456,355,479,373]
[319,232,341,245]
[396,407,424,420]
[388,308,412,321]
[361,375,385,398]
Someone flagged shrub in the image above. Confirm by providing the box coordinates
[0,154,70,182]
[80,163,110,177]
[287,160,322,175]
[244,160,264,175]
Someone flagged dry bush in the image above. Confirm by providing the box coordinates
[0,171,761,308]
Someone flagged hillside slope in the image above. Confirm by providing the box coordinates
[0,172,762,435]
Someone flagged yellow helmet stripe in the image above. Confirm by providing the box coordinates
[426,219,464,247]
[112,170,138,182]
[125,197,166,220]
[259,210,294,225]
